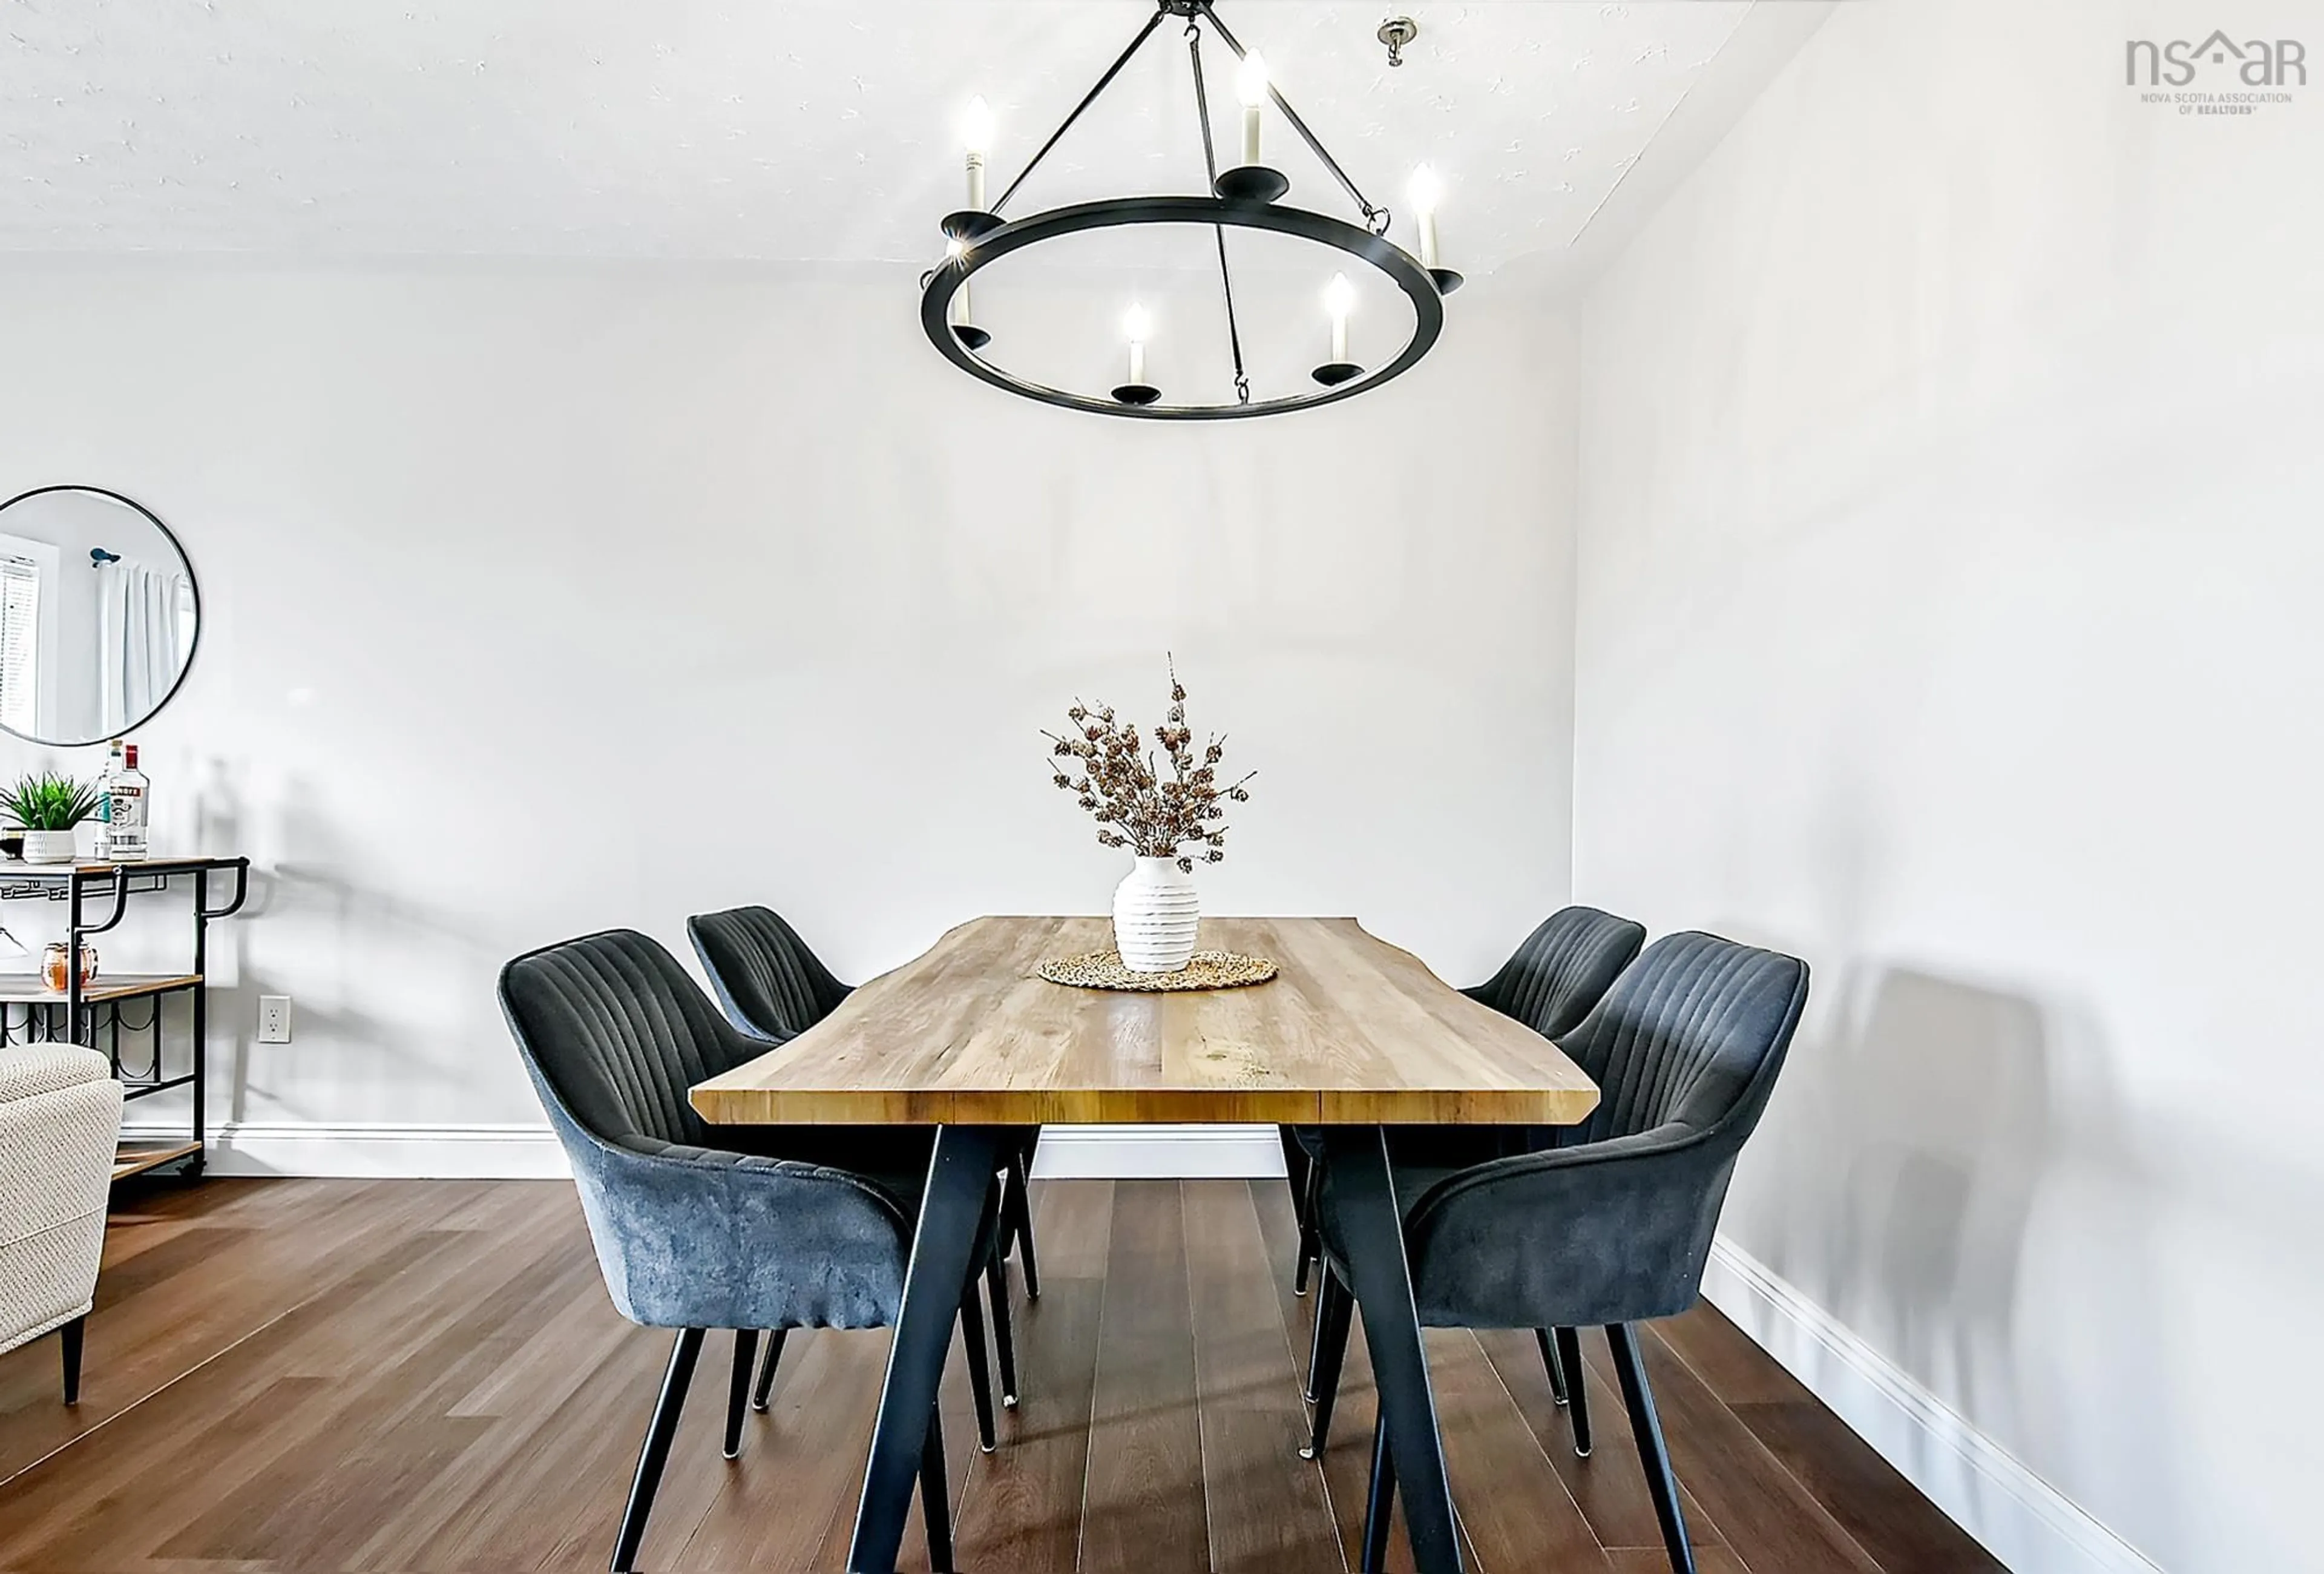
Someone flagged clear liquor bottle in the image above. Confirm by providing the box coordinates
[104,743,149,860]
[97,739,122,852]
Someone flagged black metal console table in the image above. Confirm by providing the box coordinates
[0,855,250,1179]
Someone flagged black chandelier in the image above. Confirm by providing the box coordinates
[921,0,1462,420]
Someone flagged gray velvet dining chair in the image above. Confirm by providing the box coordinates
[1303,930,1809,1574]
[499,929,1000,1573]
[1301,903,1647,1428]
[1286,904,1646,1289]
[689,903,1041,1428]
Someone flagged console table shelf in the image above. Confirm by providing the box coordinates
[0,973,205,1004]
[0,857,249,1179]
[113,1139,205,1182]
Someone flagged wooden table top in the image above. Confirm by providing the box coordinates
[691,915,1601,1128]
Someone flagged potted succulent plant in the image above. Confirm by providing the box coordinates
[1,772,103,864]
[1045,659,1255,973]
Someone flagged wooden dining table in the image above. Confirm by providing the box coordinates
[691,914,1600,1574]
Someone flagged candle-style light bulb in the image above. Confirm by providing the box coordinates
[1408,163,1443,269]
[1236,53,1269,166]
[1324,271,1356,363]
[948,238,971,323]
[961,96,994,210]
[1123,303,1151,386]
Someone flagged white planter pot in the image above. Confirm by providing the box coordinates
[1112,855,1200,973]
[18,829,78,864]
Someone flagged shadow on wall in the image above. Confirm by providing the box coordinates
[1827,971,2053,1423]
[1733,951,2181,1559]
[191,763,499,1127]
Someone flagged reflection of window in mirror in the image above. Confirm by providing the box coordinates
[0,553,39,736]
[176,578,196,673]
[0,536,59,737]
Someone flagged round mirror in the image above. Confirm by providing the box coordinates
[0,486,200,747]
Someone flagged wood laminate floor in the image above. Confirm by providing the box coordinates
[0,1179,2005,1573]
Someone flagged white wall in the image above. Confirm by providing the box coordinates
[1572,3,2323,1572]
[0,259,1576,1159]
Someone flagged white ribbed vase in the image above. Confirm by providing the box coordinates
[1112,855,1200,973]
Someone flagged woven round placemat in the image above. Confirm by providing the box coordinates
[1037,949,1279,992]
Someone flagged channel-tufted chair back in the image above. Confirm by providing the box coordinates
[500,929,978,1574]
[1552,930,1807,1151]
[501,927,747,1156]
[1385,929,1810,1329]
[689,906,853,1044]
[500,928,939,1334]
[1465,906,1647,1041]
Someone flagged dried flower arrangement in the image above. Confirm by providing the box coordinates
[1045,658,1256,874]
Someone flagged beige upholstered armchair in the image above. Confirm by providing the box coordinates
[0,1045,122,1403]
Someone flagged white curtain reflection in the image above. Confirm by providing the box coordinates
[98,560,191,734]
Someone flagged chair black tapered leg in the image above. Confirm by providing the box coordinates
[1293,1156,1324,1296]
[1554,1325,1592,1457]
[985,1252,1021,1408]
[849,1125,1008,1574]
[612,1327,704,1574]
[1606,1324,1696,1574]
[1301,1267,1353,1459]
[1536,1326,1571,1406]
[59,1314,85,1406]
[724,1328,760,1459]
[1361,1408,1396,1574]
[920,1398,955,1572]
[1279,1127,1312,1228]
[957,1285,998,1452]
[751,1328,788,1412]
[1304,1263,1338,1403]
[1003,1141,1040,1300]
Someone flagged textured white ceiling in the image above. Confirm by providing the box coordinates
[2,1,1752,270]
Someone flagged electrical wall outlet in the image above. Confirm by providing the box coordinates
[258,995,292,1044]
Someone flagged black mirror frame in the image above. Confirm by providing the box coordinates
[0,484,204,750]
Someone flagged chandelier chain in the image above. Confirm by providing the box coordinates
[988,6,1167,217]
[1186,27,1253,404]
[963,2,1391,247]
[1193,2,1382,229]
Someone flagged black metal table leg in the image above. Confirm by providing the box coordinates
[1319,1125,1463,1574]
[847,1124,1009,1574]
[1362,1408,1396,1574]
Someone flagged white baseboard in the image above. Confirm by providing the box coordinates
[1029,1124,1286,1179]
[1702,1237,2162,1574]
[122,1121,574,1179]
[122,1121,1288,1182]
